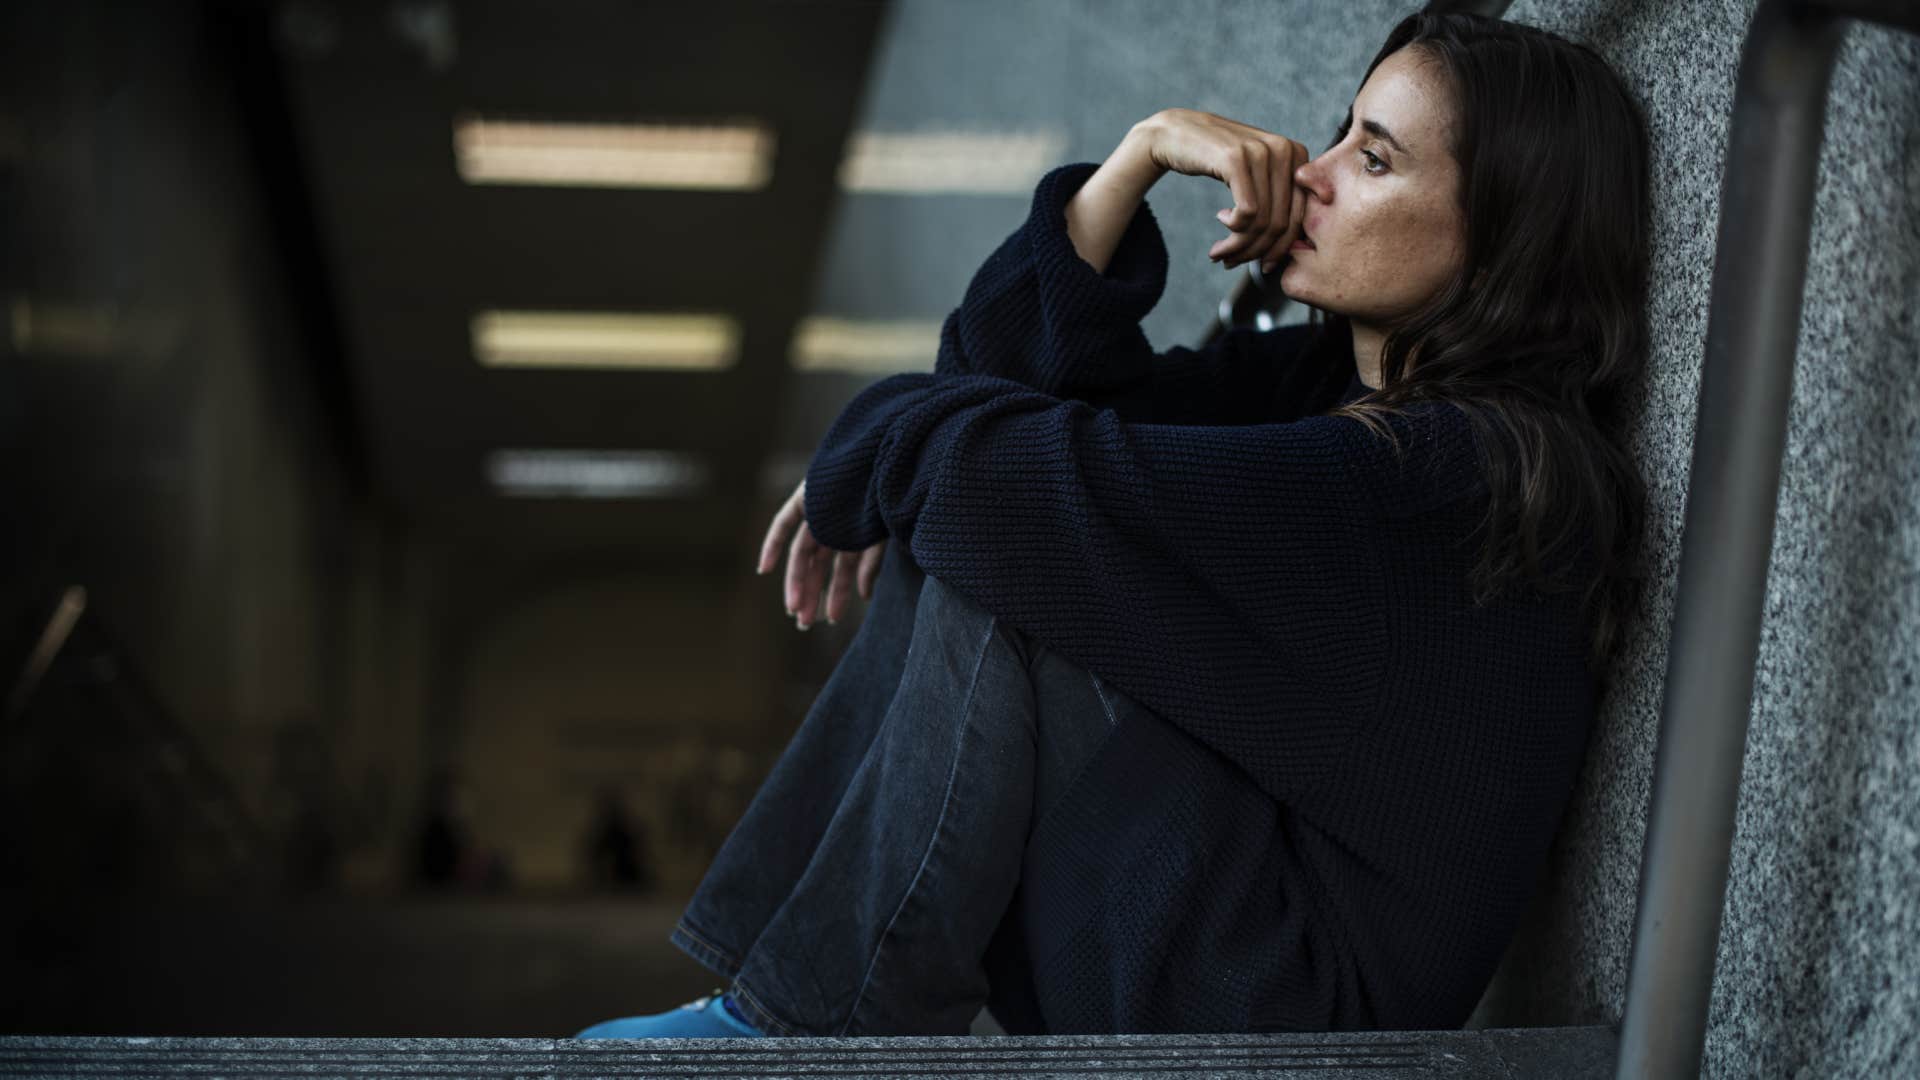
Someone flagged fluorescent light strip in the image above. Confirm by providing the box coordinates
[11,296,126,358]
[454,116,775,190]
[487,450,708,499]
[473,310,739,371]
[9,295,189,362]
[790,316,942,373]
[838,131,1068,194]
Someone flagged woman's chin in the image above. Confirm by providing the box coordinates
[1277,265,1311,306]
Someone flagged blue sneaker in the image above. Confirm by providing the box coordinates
[573,988,768,1038]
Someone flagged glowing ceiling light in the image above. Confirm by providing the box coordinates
[838,131,1068,194]
[10,296,120,357]
[453,115,775,190]
[8,295,186,361]
[485,449,708,499]
[472,310,739,371]
[790,316,942,373]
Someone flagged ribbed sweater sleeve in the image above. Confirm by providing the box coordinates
[797,160,1507,801]
[804,373,1400,801]
[935,161,1329,426]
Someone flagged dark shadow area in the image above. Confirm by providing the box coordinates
[0,0,886,1038]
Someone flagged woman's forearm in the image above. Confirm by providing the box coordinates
[1064,121,1168,275]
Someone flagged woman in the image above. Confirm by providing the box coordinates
[578,9,1650,1038]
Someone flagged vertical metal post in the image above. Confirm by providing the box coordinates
[1615,2,1846,1075]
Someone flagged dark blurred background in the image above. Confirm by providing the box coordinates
[0,0,1397,1040]
[0,0,1017,1038]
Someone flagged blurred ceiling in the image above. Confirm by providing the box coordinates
[273,0,893,563]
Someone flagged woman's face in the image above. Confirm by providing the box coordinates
[1280,46,1467,325]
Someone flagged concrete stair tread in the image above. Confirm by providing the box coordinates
[0,1025,1616,1077]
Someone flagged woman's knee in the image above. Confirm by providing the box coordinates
[914,574,1035,670]
[916,571,974,614]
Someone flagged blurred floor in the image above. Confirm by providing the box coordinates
[4,894,725,1038]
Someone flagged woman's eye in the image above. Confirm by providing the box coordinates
[1361,149,1387,174]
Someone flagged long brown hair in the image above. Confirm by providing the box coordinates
[1302,11,1654,691]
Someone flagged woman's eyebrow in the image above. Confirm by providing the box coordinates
[1329,109,1413,158]
[1360,118,1410,155]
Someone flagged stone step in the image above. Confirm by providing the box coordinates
[0,1025,1615,1077]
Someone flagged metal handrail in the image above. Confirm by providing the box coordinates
[5,588,268,879]
[5,585,86,725]
[1618,1,1918,1076]
[1198,0,1513,343]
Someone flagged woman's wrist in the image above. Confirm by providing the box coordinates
[1064,122,1168,274]
[1108,120,1170,195]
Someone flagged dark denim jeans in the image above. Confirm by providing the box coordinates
[670,542,1144,1036]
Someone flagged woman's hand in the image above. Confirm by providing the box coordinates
[1135,108,1312,273]
[757,480,888,630]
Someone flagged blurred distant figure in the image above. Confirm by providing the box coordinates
[414,770,516,891]
[275,716,339,893]
[583,784,655,894]
[414,769,470,887]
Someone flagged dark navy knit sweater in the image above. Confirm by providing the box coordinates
[804,163,1597,1035]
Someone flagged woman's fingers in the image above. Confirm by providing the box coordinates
[1238,142,1271,267]
[762,475,886,630]
[1207,150,1260,262]
[759,481,805,575]
[1259,142,1305,272]
[824,549,859,625]
[1147,113,1309,268]
[857,540,886,601]
[1289,170,1308,248]
[1265,140,1296,267]
[1212,139,1300,268]
[1288,139,1310,244]
[1236,143,1267,267]
[786,518,828,628]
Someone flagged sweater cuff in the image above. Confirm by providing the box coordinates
[802,372,934,552]
[1026,162,1170,329]
[803,453,884,552]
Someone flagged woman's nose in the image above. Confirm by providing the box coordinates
[1297,151,1328,187]
[1293,156,1325,198]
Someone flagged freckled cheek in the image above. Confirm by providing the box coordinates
[1353,207,1455,294]
[1300,224,1443,312]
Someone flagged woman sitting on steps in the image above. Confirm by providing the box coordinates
[576,8,1652,1039]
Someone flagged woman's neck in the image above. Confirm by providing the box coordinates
[1350,321,1384,390]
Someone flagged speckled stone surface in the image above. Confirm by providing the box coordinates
[0,1028,1615,1077]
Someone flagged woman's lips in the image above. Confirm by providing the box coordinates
[1289,237,1316,251]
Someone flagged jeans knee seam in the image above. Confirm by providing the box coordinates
[840,613,999,1036]
[1086,672,1121,729]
